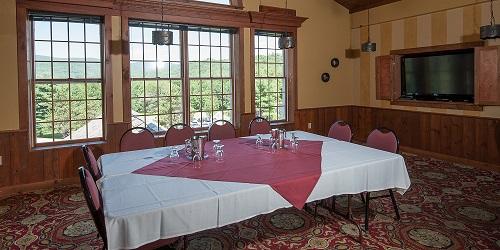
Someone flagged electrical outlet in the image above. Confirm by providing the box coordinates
[307,122,312,129]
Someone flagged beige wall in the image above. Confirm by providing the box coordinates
[0,0,20,130]
[0,0,353,131]
[351,0,500,118]
[243,0,354,110]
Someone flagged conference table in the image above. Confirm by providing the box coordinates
[98,131,411,250]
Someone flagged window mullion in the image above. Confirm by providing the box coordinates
[181,30,190,127]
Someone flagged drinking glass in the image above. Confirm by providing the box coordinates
[214,144,224,162]
[213,140,221,151]
[256,135,263,149]
[269,138,278,153]
[169,146,180,159]
[290,134,299,152]
[185,139,192,155]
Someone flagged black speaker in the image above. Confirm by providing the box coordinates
[480,24,500,40]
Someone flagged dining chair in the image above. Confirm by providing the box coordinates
[326,120,356,219]
[165,123,195,146]
[81,145,102,181]
[363,127,401,231]
[79,167,108,249]
[208,120,236,141]
[79,167,181,250]
[249,117,272,136]
[119,127,156,152]
[327,120,353,142]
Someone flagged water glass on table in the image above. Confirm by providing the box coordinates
[214,144,224,162]
[255,135,264,149]
[289,133,299,152]
[213,140,221,151]
[269,138,278,153]
[169,146,180,159]
[184,139,192,155]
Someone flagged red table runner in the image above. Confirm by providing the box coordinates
[132,138,323,209]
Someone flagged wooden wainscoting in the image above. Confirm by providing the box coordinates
[294,105,499,170]
[350,106,500,167]
[294,106,353,136]
[0,122,130,197]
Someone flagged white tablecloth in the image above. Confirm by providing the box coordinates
[98,131,411,250]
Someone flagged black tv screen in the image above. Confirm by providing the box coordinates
[401,49,474,102]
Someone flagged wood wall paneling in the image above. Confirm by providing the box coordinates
[375,55,393,100]
[350,106,500,166]
[475,46,500,105]
[0,123,130,191]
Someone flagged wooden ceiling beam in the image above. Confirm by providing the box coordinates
[335,0,401,13]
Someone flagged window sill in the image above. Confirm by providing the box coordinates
[270,121,294,126]
[32,139,106,152]
[391,99,483,111]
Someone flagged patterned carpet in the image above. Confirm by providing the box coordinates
[0,153,499,249]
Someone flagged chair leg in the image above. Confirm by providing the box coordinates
[331,196,336,212]
[364,192,371,231]
[347,194,352,219]
[389,189,400,220]
[314,201,319,217]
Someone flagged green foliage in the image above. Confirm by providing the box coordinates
[255,52,286,121]
[33,49,286,137]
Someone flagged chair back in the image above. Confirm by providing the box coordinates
[120,127,156,152]
[249,117,272,136]
[165,123,195,146]
[328,121,353,142]
[208,120,236,140]
[366,128,399,153]
[81,145,102,181]
[78,167,107,248]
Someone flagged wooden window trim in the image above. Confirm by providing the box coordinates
[116,0,249,28]
[249,6,307,124]
[252,30,289,122]
[250,28,297,124]
[16,1,114,148]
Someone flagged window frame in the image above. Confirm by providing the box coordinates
[253,31,288,122]
[128,21,184,133]
[125,19,238,133]
[250,27,297,125]
[17,2,114,148]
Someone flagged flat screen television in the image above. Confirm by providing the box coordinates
[401,49,475,103]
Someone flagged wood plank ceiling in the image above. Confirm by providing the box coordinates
[335,0,401,13]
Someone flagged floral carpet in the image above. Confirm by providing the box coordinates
[0,153,499,249]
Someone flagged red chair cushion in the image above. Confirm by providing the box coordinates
[328,122,352,142]
[249,118,271,136]
[165,125,195,146]
[209,121,235,140]
[366,129,398,153]
[121,129,156,152]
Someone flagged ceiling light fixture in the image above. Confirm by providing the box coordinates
[278,0,296,49]
[152,0,173,45]
[361,0,376,52]
[480,0,500,40]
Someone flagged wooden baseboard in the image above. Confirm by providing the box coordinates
[400,146,500,173]
[0,177,80,200]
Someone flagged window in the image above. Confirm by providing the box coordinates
[129,21,234,131]
[129,22,183,132]
[254,31,287,122]
[188,28,233,129]
[31,13,104,145]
